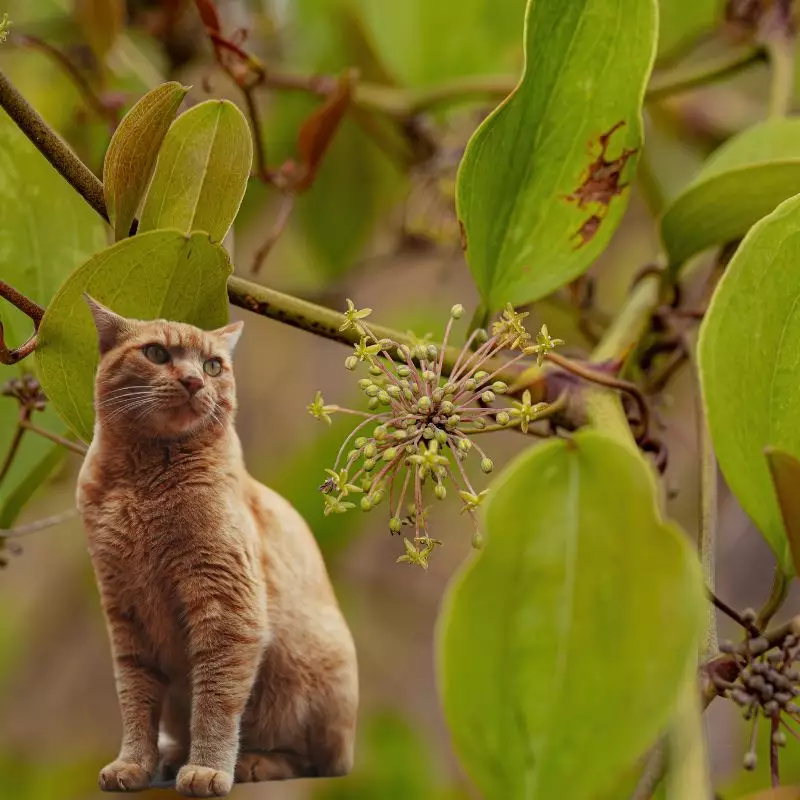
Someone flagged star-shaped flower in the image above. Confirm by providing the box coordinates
[307,391,336,425]
[492,303,531,349]
[353,336,381,364]
[324,468,363,497]
[525,324,565,366]
[339,298,373,336]
[509,390,550,433]
[458,489,490,512]
[323,495,356,516]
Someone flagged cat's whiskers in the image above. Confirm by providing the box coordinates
[102,397,163,423]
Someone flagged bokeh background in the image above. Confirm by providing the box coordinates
[2,0,800,797]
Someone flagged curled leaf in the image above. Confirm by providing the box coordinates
[103,82,189,241]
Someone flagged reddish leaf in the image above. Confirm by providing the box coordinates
[295,71,354,192]
[194,0,221,32]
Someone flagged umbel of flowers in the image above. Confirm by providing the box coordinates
[307,300,564,568]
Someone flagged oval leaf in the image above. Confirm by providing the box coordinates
[0,111,106,525]
[103,81,189,241]
[661,118,800,270]
[766,448,800,577]
[139,100,253,242]
[437,431,705,800]
[456,0,657,312]
[35,230,232,441]
[74,0,125,61]
[698,193,800,574]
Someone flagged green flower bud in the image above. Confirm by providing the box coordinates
[358,379,372,389]
[451,304,464,319]
[440,400,455,415]
[378,390,391,405]
[366,384,379,397]
[446,414,460,429]
[389,517,402,534]
[432,387,444,403]
[481,457,494,474]
[372,489,385,504]
[475,328,489,343]
[347,449,359,462]
[383,447,398,461]
[393,429,407,440]
[368,397,379,410]
[422,426,435,440]
[443,382,456,394]
[360,497,372,512]
[471,530,484,549]
[415,345,428,360]
[743,752,757,771]
[363,458,376,472]
[369,364,383,376]
[423,370,436,382]
[374,425,388,440]
[473,417,487,429]
[378,338,394,349]
[397,344,411,359]
[397,365,411,377]
[496,411,510,426]
[345,355,358,371]
[364,443,377,458]
[403,388,414,401]
[435,429,448,444]
[434,484,447,500]
[773,731,787,747]
[458,438,472,452]
[481,390,496,404]
[475,371,488,382]
[355,437,367,448]
[492,381,508,394]
[465,378,477,391]
[387,384,402,398]
[426,345,438,361]
[418,396,432,411]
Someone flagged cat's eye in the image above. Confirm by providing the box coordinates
[143,344,170,365]
[204,358,223,377]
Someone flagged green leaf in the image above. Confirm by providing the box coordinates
[0,109,106,525]
[35,230,232,442]
[354,0,526,87]
[456,0,658,312]
[103,81,188,241]
[664,678,710,799]
[661,118,800,271]
[698,193,800,574]
[139,100,252,243]
[437,430,705,800]
[766,449,800,578]
[74,0,125,61]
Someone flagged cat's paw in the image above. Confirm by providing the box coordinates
[98,760,151,792]
[175,765,233,797]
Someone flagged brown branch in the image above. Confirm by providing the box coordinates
[0,280,45,365]
[710,590,760,637]
[19,419,88,455]
[251,193,295,274]
[0,424,26,486]
[0,507,78,539]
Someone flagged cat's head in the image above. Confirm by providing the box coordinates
[85,295,243,439]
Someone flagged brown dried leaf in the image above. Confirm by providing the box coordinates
[74,0,125,61]
[294,71,354,193]
[194,0,221,32]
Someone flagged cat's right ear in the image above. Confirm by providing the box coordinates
[83,294,134,355]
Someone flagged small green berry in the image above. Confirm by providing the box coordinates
[397,365,411,377]
[387,384,402,398]
[440,400,455,415]
[492,381,508,394]
[451,304,464,319]
[358,379,372,389]
[422,426,435,440]
[481,457,494,474]
[443,382,456,394]
[372,489,385,504]
[446,414,460,429]
[743,752,757,771]
[364,458,376,472]
[383,447,398,461]
[473,417,487,429]
[471,530,484,549]
[374,425,388,440]
[423,370,436,382]
[360,497,372,512]
[369,364,383,376]
[366,385,379,397]
[364,443,377,458]
[355,437,367,448]
[458,438,472,452]
[378,390,391,405]
[368,397,379,409]
[475,371,488,382]
[432,387,444,403]
[418,396,432,411]
[465,378,477,391]
[481,390,496,403]
[389,517,402,534]
[434,484,447,500]
[496,411,510,426]
[434,429,447,444]
[345,355,358,371]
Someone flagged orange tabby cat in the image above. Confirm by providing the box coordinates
[76,296,358,797]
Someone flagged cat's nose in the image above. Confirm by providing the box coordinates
[179,375,204,396]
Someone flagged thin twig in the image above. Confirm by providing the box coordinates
[629,740,665,800]
[0,424,26,486]
[19,419,88,455]
[771,713,781,788]
[241,83,270,182]
[1,508,79,539]
[0,280,45,365]
[710,590,760,637]
[251,193,295,274]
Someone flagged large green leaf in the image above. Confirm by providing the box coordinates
[139,100,252,243]
[354,0,526,87]
[437,431,705,800]
[35,231,232,442]
[456,0,658,312]
[699,193,800,574]
[661,118,800,270]
[103,81,188,241]
[0,110,107,525]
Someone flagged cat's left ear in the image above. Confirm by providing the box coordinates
[214,320,244,355]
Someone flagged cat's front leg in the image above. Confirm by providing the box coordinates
[99,604,168,792]
[175,601,265,798]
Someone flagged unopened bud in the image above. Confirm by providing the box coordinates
[363,458,376,472]
[743,752,757,771]
[481,457,494,473]
[369,364,383,376]
[389,517,402,534]
[434,484,447,500]
[496,411,510,426]
[397,365,411,377]
[360,497,372,511]
[378,390,391,405]
[492,381,508,394]
[451,304,464,319]
[383,447,398,461]
[471,530,484,549]
[481,391,496,404]
[345,355,358,370]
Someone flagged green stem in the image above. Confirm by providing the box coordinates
[645,46,766,103]
[766,34,795,118]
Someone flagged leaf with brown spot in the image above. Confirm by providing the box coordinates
[294,71,354,193]
[571,214,603,250]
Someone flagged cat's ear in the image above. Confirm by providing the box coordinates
[83,294,134,355]
[214,320,244,355]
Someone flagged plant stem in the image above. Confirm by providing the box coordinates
[646,46,767,103]
[757,568,790,630]
[1,508,79,539]
[19,419,87,455]
[0,424,25,487]
[0,68,107,221]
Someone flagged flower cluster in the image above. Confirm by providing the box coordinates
[308,300,563,567]
[0,14,10,44]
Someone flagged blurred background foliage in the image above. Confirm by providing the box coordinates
[1,0,799,797]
